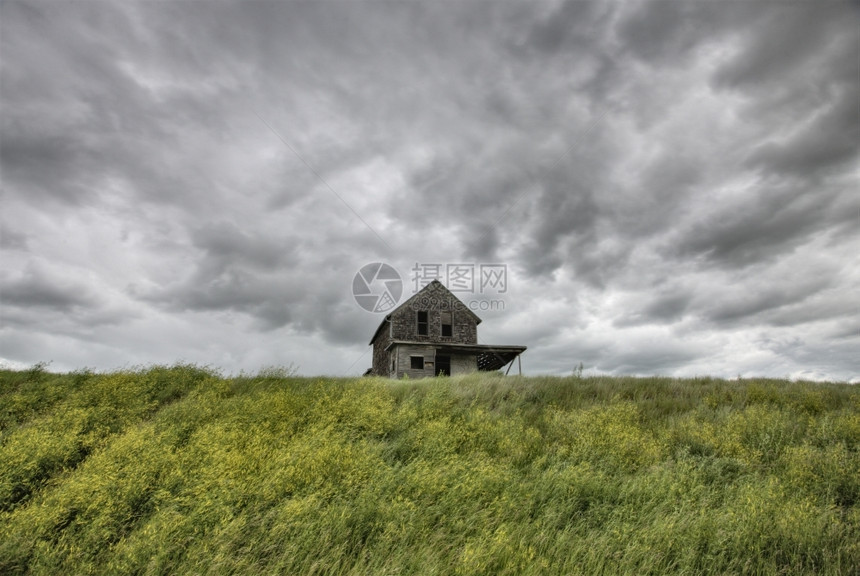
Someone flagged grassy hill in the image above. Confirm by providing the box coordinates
[1,365,858,575]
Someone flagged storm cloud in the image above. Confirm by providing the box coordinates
[1,0,857,380]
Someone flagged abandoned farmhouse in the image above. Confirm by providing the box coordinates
[366,280,527,378]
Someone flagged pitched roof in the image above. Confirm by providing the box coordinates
[368,279,481,345]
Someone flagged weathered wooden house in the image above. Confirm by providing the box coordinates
[366,280,527,378]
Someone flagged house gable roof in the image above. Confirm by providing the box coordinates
[368,279,481,345]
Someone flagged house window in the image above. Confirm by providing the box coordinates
[441,311,452,337]
[410,356,424,370]
[417,311,428,336]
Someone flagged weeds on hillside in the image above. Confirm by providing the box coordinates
[0,368,857,575]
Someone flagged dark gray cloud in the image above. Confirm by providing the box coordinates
[0,227,28,251]
[1,0,857,380]
[704,276,833,325]
[1,267,96,311]
[524,0,610,56]
[617,0,723,64]
[613,290,693,328]
[188,222,298,276]
[711,2,853,90]
[136,223,302,326]
[667,179,855,269]
[745,84,859,178]
[0,264,133,336]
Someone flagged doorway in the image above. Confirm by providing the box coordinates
[436,355,451,376]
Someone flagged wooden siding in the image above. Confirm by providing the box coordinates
[392,345,478,379]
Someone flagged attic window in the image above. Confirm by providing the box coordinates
[441,311,452,337]
[417,311,428,336]
[410,356,423,370]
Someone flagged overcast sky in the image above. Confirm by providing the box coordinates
[1,0,858,381]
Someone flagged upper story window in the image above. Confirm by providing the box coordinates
[441,311,452,337]
[417,311,428,336]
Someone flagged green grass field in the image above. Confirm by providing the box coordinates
[1,364,858,575]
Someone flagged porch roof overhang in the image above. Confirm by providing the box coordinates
[385,341,527,372]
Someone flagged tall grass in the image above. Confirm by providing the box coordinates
[1,367,857,575]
